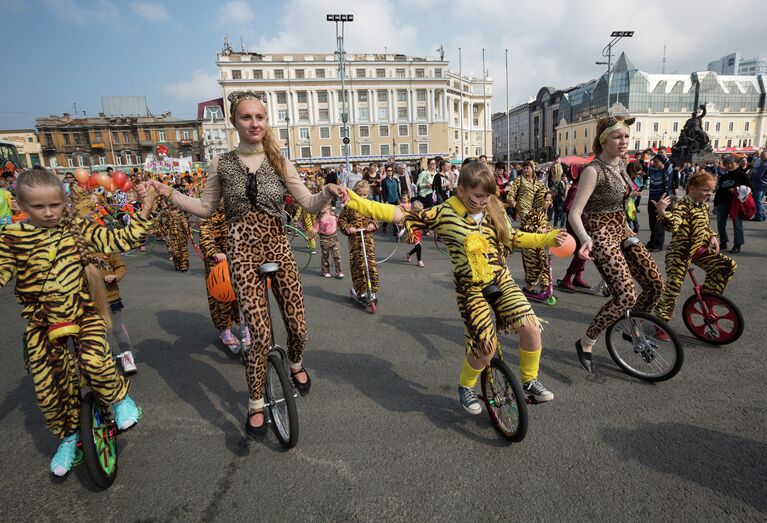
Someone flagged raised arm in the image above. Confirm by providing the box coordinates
[166,157,222,218]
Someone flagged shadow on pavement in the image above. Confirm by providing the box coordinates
[375,314,462,361]
[602,421,767,513]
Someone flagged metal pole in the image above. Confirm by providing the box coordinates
[482,48,487,158]
[606,43,613,115]
[285,116,290,159]
[459,46,464,161]
[505,49,510,172]
[338,21,350,173]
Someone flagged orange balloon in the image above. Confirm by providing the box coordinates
[550,233,576,258]
[207,261,236,303]
[73,168,89,184]
[112,171,127,188]
[96,172,112,189]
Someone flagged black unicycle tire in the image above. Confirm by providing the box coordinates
[605,311,684,382]
[79,392,118,490]
[265,352,299,448]
[480,357,528,442]
[681,292,744,346]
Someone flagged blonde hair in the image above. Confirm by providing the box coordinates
[411,200,424,211]
[550,162,563,184]
[16,167,113,328]
[353,180,370,194]
[457,162,510,246]
[230,96,287,179]
[593,115,634,156]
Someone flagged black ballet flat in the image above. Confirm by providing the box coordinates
[575,340,593,374]
[245,411,267,439]
[291,367,312,397]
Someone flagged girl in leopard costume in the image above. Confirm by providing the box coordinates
[151,91,347,439]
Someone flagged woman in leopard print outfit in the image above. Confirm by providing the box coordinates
[567,116,664,373]
[149,92,348,439]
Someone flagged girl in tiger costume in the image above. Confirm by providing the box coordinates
[344,161,569,412]
[652,171,736,324]
[0,167,155,477]
[338,180,379,302]
[520,191,554,293]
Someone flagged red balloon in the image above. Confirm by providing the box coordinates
[121,179,134,192]
[87,175,100,189]
[112,171,127,188]
[550,233,576,258]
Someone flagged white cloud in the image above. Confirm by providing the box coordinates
[42,0,118,25]
[164,69,221,102]
[216,0,254,26]
[131,1,169,23]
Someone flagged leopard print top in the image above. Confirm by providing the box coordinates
[217,151,287,221]
[583,158,631,215]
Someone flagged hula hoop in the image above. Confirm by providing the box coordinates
[433,231,449,257]
[285,223,313,273]
[376,223,402,264]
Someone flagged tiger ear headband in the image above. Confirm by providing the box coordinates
[599,116,636,144]
[227,91,268,110]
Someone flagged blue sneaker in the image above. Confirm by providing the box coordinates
[51,432,81,477]
[113,394,142,430]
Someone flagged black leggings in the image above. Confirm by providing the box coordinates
[408,243,422,262]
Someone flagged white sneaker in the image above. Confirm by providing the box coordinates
[119,351,137,375]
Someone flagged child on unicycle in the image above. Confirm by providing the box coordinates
[344,161,569,411]
[651,170,736,326]
[0,167,156,478]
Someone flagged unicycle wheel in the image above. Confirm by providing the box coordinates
[79,391,118,490]
[265,352,299,448]
[480,358,528,442]
[682,292,744,345]
[546,295,557,306]
[605,311,684,382]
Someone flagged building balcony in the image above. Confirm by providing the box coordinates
[91,143,105,149]
[140,140,154,148]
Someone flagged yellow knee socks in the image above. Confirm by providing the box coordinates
[518,347,541,383]
[458,357,484,388]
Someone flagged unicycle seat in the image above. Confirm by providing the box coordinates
[259,262,279,275]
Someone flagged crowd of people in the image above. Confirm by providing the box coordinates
[0,89,759,482]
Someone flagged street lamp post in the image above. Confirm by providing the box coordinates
[285,115,291,160]
[597,31,634,115]
[327,14,354,173]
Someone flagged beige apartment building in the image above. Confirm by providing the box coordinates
[216,50,492,165]
[0,129,45,167]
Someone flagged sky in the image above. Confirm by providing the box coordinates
[1,0,765,130]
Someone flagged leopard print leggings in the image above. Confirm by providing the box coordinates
[585,211,664,341]
[228,209,307,402]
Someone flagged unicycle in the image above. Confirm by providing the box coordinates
[681,260,743,346]
[241,262,299,448]
[478,349,529,442]
[605,311,684,382]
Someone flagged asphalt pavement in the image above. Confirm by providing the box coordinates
[1,209,765,521]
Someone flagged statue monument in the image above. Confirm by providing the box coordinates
[670,104,716,165]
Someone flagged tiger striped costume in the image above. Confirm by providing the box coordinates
[338,205,379,296]
[199,208,239,330]
[655,196,736,322]
[163,207,190,272]
[507,176,548,222]
[0,214,151,438]
[520,207,551,289]
[401,196,555,356]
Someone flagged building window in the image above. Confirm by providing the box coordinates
[232,69,241,79]
[635,122,641,132]
[99,156,106,165]
[435,68,442,77]
[298,109,309,121]
[376,68,386,78]
[379,125,389,137]
[377,90,388,102]
[380,144,390,156]
[158,131,165,141]
[397,107,407,120]
[125,153,132,165]
[397,90,407,102]
[317,91,328,103]
[316,69,325,78]
[359,108,369,121]
[356,69,366,78]
[301,146,311,158]
[653,122,659,132]
[727,139,732,147]
[715,122,721,132]
[634,140,640,150]
[573,130,577,139]
[360,144,371,156]
[183,130,190,140]
[253,69,263,79]
[295,69,305,79]
[584,128,588,137]
[281,147,289,158]
[112,131,119,144]
[321,146,331,157]
[115,157,122,165]
[176,130,181,141]
[278,109,287,121]
[95,131,103,142]
[714,139,719,148]
[378,107,389,120]
[274,69,285,79]
[135,154,142,163]
[672,122,679,132]
[455,130,459,139]
[398,125,408,136]
[416,69,425,78]
[319,127,330,139]
[565,132,568,140]
[63,134,71,145]
[399,143,409,154]
[277,92,287,104]
[396,68,405,78]
[728,121,734,132]
[279,128,288,140]
[297,128,310,141]
[297,92,308,103]
[417,124,428,136]
[417,90,427,102]
[358,91,368,102]
[419,143,428,154]
[417,107,427,119]
[74,133,81,145]
[66,157,73,167]
[745,122,750,131]
[319,109,329,121]
[359,125,370,138]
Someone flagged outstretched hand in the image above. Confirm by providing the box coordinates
[650,193,671,214]
[554,230,569,246]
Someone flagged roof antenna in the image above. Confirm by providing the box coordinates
[437,45,445,61]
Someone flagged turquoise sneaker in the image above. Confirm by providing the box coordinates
[113,394,142,430]
[51,432,81,477]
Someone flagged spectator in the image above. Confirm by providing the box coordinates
[646,153,674,251]
[416,158,436,208]
[749,150,767,221]
[714,156,751,253]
